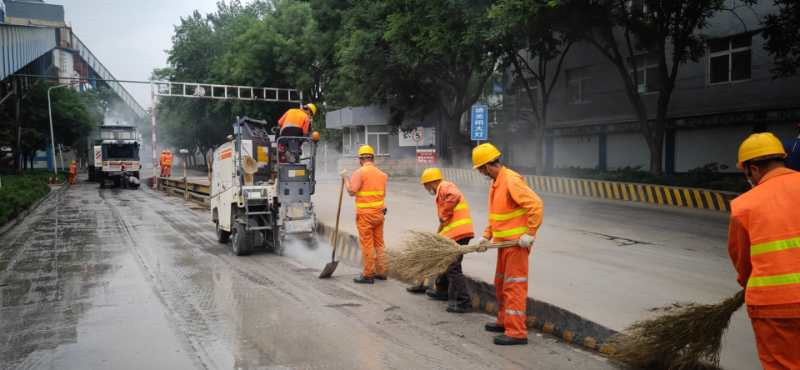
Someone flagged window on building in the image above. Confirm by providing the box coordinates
[708,33,752,84]
[628,54,662,93]
[566,67,592,104]
[365,125,391,156]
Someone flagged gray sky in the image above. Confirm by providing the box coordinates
[50,0,221,109]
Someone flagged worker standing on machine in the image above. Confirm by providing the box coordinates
[278,103,317,162]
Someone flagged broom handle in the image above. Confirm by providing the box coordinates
[482,241,520,249]
[331,178,344,261]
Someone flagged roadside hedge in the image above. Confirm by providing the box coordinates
[0,172,61,227]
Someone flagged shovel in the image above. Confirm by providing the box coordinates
[319,177,345,278]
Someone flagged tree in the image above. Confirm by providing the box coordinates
[490,0,573,173]
[763,0,800,77]
[336,0,498,162]
[560,0,746,175]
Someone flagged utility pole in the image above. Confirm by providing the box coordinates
[47,84,69,178]
[15,80,21,173]
[151,86,158,189]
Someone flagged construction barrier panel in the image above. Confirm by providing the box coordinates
[442,168,738,213]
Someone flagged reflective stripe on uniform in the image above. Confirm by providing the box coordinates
[454,202,468,211]
[356,190,385,197]
[505,277,527,283]
[440,218,472,234]
[751,236,800,256]
[489,208,526,221]
[505,309,526,316]
[492,226,529,239]
[748,272,800,288]
[356,200,385,209]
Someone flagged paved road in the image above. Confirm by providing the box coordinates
[0,177,612,369]
[312,178,760,370]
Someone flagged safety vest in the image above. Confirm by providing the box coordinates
[436,181,474,241]
[163,153,173,166]
[354,163,387,215]
[278,108,311,135]
[69,163,77,175]
[488,167,530,241]
[733,168,800,306]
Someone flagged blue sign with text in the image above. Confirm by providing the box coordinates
[470,104,489,141]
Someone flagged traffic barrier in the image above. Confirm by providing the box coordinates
[442,168,738,213]
[158,177,210,205]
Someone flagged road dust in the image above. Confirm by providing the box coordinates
[282,236,336,269]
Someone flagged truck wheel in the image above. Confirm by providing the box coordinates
[231,221,251,256]
[216,221,230,243]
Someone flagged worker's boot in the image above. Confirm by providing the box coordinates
[406,284,426,293]
[426,288,448,301]
[446,304,471,314]
[374,275,387,281]
[493,335,527,346]
[484,322,505,333]
[353,275,374,284]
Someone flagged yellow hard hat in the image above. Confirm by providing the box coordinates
[305,103,318,116]
[420,167,443,184]
[472,143,502,169]
[358,144,375,157]
[737,132,786,168]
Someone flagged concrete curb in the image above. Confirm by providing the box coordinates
[0,183,66,237]
[315,222,619,355]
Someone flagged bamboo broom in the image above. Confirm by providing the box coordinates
[608,290,745,370]
[388,231,517,282]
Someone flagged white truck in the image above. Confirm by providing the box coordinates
[87,125,141,188]
[211,117,318,256]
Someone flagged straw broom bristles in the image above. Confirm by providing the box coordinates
[389,231,486,281]
[608,290,745,370]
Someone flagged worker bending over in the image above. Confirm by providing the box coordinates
[472,143,543,346]
[278,103,317,162]
[729,132,800,369]
[68,160,77,185]
[408,167,473,313]
[342,145,388,284]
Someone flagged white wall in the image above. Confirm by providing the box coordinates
[553,135,598,169]
[607,133,650,170]
[675,126,753,172]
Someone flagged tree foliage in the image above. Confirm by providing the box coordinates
[763,0,800,77]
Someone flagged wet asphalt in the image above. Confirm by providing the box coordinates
[0,177,613,369]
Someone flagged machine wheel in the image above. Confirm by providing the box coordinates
[231,221,252,256]
[216,221,230,243]
[271,226,284,256]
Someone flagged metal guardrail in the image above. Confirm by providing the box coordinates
[158,177,210,206]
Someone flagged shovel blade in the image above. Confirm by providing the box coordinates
[318,261,339,279]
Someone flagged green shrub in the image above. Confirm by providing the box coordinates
[0,171,59,226]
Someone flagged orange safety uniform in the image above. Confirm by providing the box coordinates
[278,108,311,136]
[728,167,800,369]
[436,181,474,241]
[68,162,77,185]
[483,166,543,340]
[348,162,389,278]
[160,151,173,177]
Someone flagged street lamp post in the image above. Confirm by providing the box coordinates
[47,84,69,179]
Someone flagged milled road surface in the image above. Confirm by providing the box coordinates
[0,176,613,369]
[312,178,759,370]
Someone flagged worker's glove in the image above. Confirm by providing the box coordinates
[339,169,348,179]
[475,237,490,252]
[518,234,535,248]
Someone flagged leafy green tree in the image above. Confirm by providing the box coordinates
[335,0,498,162]
[763,0,800,77]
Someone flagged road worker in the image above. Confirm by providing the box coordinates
[341,144,388,284]
[68,160,77,185]
[472,142,543,346]
[407,167,474,313]
[160,149,173,178]
[728,132,800,369]
[278,103,317,162]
